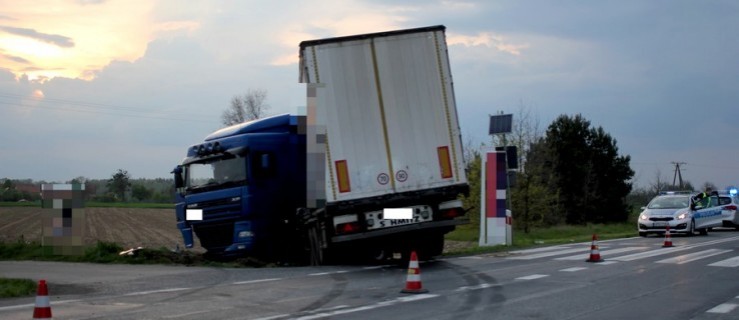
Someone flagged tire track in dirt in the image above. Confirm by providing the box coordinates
[2,206,189,250]
[111,208,146,247]
[0,208,44,241]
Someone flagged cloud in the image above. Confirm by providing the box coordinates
[0,26,74,48]
[78,0,107,4]
[448,32,528,56]
[0,52,30,64]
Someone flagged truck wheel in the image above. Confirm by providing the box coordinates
[417,234,445,260]
[307,225,329,265]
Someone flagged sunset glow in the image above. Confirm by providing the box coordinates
[0,1,159,82]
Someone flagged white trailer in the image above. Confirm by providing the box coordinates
[298,25,469,263]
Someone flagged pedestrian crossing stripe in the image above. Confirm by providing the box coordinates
[555,247,646,261]
[656,249,732,264]
[708,256,739,267]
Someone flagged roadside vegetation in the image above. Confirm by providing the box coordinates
[0,277,36,298]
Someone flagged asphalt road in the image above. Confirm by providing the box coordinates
[2,230,739,319]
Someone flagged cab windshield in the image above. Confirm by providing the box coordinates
[186,155,247,190]
[647,196,689,209]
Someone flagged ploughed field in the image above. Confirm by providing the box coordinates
[0,207,195,251]
[1,207,470,255]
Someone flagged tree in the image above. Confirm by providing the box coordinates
[221,89,269,126]
[131,184,153,202]
[529,114,634,224]
[513,138,561,231]
[107,169,131,201]
[490,101,542,169]
[460,147,482,227]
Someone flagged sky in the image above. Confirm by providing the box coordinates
[1,0,737,190]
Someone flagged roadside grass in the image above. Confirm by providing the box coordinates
[0,201,173,209]
[444,222,636,256]
[0,278,36,298]
[0,240,274,268]
[0,240,208,265]
[0,221,638,297]
[0,201,39,207]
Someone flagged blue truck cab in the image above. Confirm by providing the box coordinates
[173,114,306,257]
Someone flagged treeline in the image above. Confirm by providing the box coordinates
[0,178,175,203]
[462,113,636,233]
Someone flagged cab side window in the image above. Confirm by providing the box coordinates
[252,152,276,179]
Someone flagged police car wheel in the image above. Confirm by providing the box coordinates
[699,228,708,236]
[638,232,647,237]
[687,220,695,237]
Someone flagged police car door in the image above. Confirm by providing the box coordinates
[693,195,723,230]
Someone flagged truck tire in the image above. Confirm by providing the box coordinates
[308,225,326,266]
[417,233,445,261]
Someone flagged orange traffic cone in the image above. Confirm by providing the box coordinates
[662,226,674,247]
[33,279,52,319]
[586,234,604,262]
[401,251,428,294]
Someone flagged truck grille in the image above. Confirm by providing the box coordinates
[194,221,234,249]
[189,197,241,218]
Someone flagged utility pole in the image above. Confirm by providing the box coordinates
[671,161,686,189]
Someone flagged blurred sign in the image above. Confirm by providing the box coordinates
[41,183,86,255]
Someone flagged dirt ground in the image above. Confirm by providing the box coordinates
[0,207,185,251]
[0,207,473,254]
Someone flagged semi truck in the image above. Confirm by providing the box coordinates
[172,25,469,264]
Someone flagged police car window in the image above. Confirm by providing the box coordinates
[708,196,718,207]
[719,197,731,205]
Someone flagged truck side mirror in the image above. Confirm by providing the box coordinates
[172,166,184,189]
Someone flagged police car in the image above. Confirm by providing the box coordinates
[718,188,739,229]
[637,191,726,236]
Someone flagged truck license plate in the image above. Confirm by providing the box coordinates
[366,208,432,230]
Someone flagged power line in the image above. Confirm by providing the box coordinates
[0,101,213,123]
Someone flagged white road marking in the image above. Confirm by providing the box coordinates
[708,256,739,267]
[594,261,619,265]
[455,283,501,292]
[706,303,738,313]
[515,274,549,280]
[362,265,394,269]
[555,247,645,260]
[509,245,572,254]
[0,299,80,311]
[292,294,439,320]
[233,278,281,285]
[124,287,191,296]
[163,308,230,318]
[610,246,690,262]
[559,267,587,272]
[656,249,732,265]
[308,270,349,276]
[508,248,591,260]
